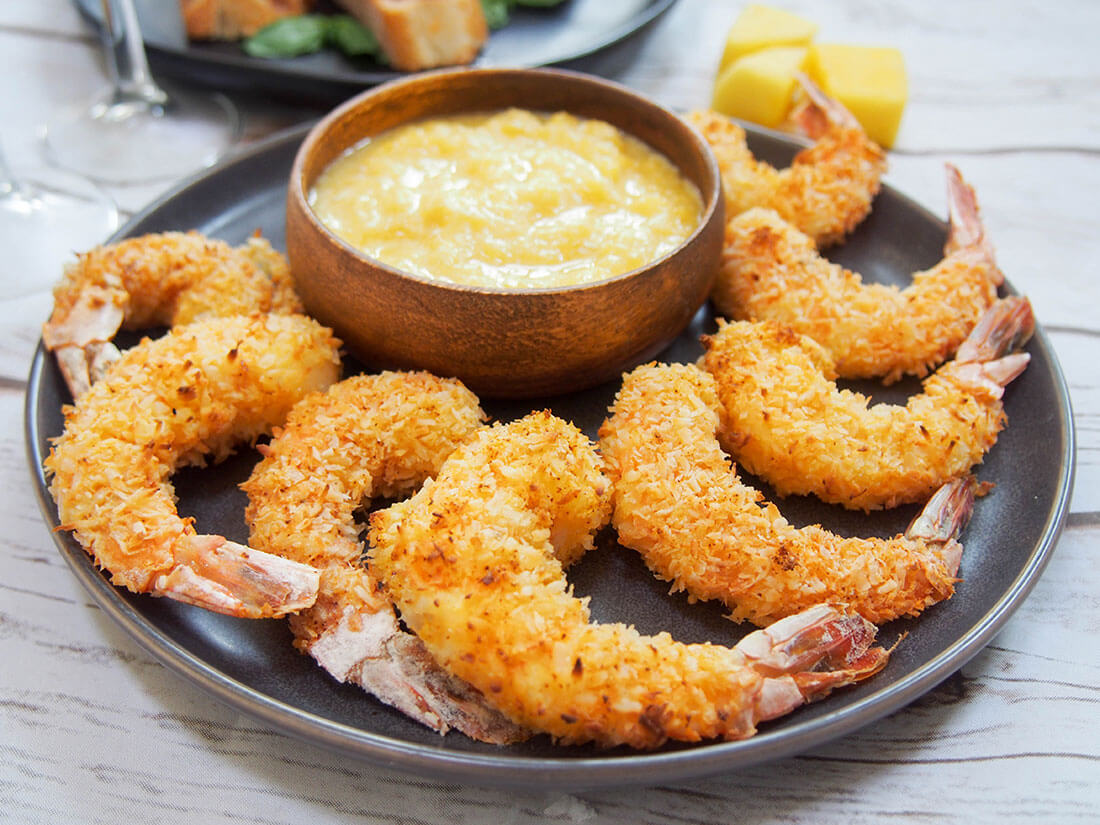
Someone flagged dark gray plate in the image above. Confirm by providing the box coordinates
[76,0,678,103]
[25,122,1075,789]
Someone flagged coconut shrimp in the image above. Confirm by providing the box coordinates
[701,297,1034,512]
[713,165,1003,382]
[369,411,888,749]
[42,230,304,399]
[687,74,886,247]
[45,314,342,618]
[241,372,526,743]
[599,362,977,627]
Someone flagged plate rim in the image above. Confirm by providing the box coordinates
[74,0,681,100]
[23,122,1077,789]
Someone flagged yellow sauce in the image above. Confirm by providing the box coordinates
[309,108,704,289]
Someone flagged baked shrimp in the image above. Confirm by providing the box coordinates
[242,372,526,743]
[370,411,889,749]
[701,297,1034,512]
[687,74,886,247]
[42,230,303,398]
[45,314,341,618]
[599,363,977,626]
[713,165,1002,382]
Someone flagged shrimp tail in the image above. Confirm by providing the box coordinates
[304,606,529,744]
[900,476,977,580]
[984,353,1031,386]
[156,535,320,619]
[41,281,127,399]
[956,295,1035,364]
[51,342,122,399]
[736,604,889,722]
[946,296,1035,398]
[790,72,862,137]
[944,164,1003,286]
[906,476,977,546]
[949,355,1030,400]
[368,633,530,745]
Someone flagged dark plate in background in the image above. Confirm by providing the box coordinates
[25,122,1075,788]
[75,0,678,103]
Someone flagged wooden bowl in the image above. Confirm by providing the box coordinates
[286,67,724,398]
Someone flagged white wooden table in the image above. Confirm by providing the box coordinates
[2,2,1098,822]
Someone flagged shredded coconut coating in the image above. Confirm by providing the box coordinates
[370,412,884,748]
[598,363,962,626]
[45,314,341,596]
[47,230,303,334]
[242,371,484,643]
[713,207,1001,383]
[42,230,308,400]
[244,371,486,578]
[702,320,1009,511]
[686,110,885,248]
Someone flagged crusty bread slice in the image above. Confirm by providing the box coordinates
[335,0,488,70]
[182,0,314,40]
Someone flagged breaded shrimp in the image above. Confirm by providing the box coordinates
[713,165,1002,382]
[42,230,303,399]
[45,314,342,618]
[242,372,526,744]
[598,362,977,626]
[701,297,1034,511]
[369,411,889,749]
[686,75,886,247]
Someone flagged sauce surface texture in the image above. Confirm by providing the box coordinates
[309,109,703,289]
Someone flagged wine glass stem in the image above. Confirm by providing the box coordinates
[100,0,167,108]
[0,144,31,200]
[0,144,16,192]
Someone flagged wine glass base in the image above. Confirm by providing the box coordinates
[0,166,120,300]
[43,83,241,186]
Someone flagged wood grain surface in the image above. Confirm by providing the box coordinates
[2,1,1097,822]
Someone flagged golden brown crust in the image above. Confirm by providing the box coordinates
[369,412,764,748]
[685,106,886,248]
[46,231,303,343]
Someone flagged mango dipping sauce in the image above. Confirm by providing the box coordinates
[308,108,704,290]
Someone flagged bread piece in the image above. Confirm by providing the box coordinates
[335,0,488,71]
[182,0,315,40]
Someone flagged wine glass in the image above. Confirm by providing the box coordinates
[0,142,119,300]
[42,0,241,186]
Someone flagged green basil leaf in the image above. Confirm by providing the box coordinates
[326,15,381,57]
[481,0,513,29]
[244,15,328,59]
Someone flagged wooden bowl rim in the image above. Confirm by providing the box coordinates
[287,66,723,298]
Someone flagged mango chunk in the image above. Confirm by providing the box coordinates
[718,5,818,71]
[712,46,809,128]
[807,43,907,147]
